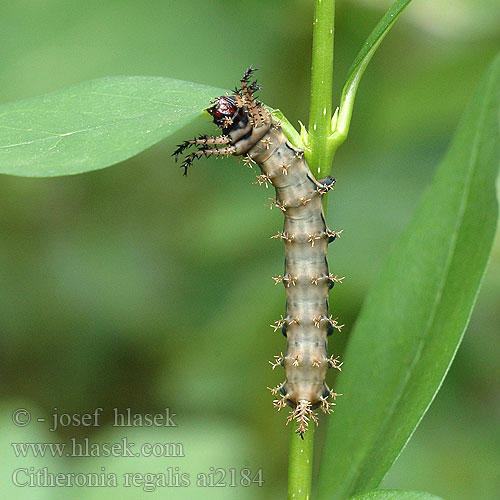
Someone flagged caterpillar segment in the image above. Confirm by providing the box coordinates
[173,69,343,436]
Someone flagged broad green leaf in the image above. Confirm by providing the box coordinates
[0,76,226,177]
[333,0,414,143]
[348,490,444,500]
[317,53,500,499]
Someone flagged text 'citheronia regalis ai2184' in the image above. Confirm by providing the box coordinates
[173,68,344,436]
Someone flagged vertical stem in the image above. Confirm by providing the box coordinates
[288,423,315,500]
[307,0,335,180]
[287,3,335,499]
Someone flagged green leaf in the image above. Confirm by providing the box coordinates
[0,76,226,177]
[332,0,414,146]
[317,53,500,499]
[348,490,444,500]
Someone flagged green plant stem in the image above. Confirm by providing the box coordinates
[287,2,335,498]
[288,423,315,499]
[307,0,335,180]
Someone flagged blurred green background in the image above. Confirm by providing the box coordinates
[1,1,499,499]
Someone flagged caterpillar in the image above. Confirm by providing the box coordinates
[173,68,343,436]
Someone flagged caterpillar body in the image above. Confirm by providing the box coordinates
[173,68,343,436]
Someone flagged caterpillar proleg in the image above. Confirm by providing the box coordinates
[173,68,343,436]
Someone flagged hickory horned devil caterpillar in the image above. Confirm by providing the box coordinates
[173,68,344,436]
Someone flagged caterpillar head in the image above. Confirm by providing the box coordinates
[207,95,244,129]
